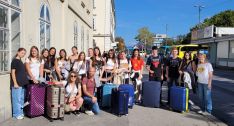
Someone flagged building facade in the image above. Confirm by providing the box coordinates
[0,0,93,122]
[93,0,116,53]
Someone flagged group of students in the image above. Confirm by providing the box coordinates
[10,45,213,120]
[146,46,213,115]
[10,46,146,120]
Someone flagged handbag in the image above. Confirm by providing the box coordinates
[65,84,75,112]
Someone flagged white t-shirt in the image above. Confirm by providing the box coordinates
[196,62,213,84]
[119,59,131,78]
[64,83,81,97]
[57,60,69,79]
[73,61,86,75]
[26,58,44,80]
[106,59,116,70]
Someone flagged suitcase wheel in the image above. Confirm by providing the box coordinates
[61,117,64,121]
[49,119,53,122]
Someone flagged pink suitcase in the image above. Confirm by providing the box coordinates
[25,84,46,117]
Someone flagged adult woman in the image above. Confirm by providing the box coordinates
[68,46,79,71]
[117,51,131,84]
[64,71,83,115]
[73,52,87,80]
[102,49,117,82]
[196,53,213,114]
[90,47,104,87]
[179,51,196,93]
[49,47,56,69]
[11,48,28,120]
[40,49,51,81]
[130,48,144,103]
[25,46,44,84]
[55,49,69,80]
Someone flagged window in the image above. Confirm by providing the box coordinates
[93,17,96,30]
[81,26,84,51]
[40,5,50,50]
[0,2,21,73]
[74,21,78,47]
[86,30,89,49]
[93,0,96,9]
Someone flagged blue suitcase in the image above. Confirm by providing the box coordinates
[170,86,189,112]
[111,88,129,116]
[118,84,134,108]
[98,83,117,108]
[142,81,161,108]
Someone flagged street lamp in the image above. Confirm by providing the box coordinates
[194,5,205,25]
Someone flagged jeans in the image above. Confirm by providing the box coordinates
[198,83,212,113]
[11,87,25,118]
[83,96,100,115]
[167,77,179,104]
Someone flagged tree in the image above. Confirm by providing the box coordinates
[135,27,155,49]
[115,36,126,52]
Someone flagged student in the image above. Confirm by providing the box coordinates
[146,46,164,81]
[68,46,79,71]
[64,71,83,115]
[117,51,131,84]
[25,46,44,84]
[102,49,117,82]
[196,53,213,114]
[82,67,100,115]
[55,49,69,80]
[11,48,28,120]
[73,52,87,80]
[166,47,181,104]
[40,48,51,81]
[130,48,144,103]
[90,47,104,87]
[49,47,56,69]
[86,48,94,72]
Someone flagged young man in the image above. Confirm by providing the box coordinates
[146,46,164,81]
[166,47,182,104]
[82,67,100,115]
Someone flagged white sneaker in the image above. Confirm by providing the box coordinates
[16,116,24,120]
[189,100,194,106]
[85,110,94,116]
[197,110,204,114]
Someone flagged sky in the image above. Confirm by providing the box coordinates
[115,0,234,47]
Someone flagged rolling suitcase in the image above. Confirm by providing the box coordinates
[111,88,129,116]
[170,86,189,112]
[142,81,161,108]
[46,85,65,122]
[98,83,117,108]
[25,84,46,117]
[118,84,134,108]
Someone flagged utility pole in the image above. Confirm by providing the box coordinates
[194,5,205,25]
[165,24,168,46]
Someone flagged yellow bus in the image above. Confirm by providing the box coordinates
[173,44,208,59]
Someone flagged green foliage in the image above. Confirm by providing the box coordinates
[115,36,126,51]
[135,27,155,47]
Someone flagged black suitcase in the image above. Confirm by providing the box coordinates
[111,88,129,116]
[142,81,161,108]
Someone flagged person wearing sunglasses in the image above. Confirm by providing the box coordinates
[64,71,83,115]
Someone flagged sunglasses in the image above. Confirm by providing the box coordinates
[71,75,77,78]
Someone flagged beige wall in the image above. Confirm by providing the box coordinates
[217,41,229,58]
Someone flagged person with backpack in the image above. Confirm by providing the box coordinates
[11,48,28,120]
[48,47,57,80]
[64,71,83,115]
[166,47,182,104]
[196,53,213,114]
[73,52,87,80]
[55,49,69,80]
[146,46,164,81]
[25,46,44,84]
[130,48,144,103]
[117,51,131,84]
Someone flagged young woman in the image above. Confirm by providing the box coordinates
[179,51,196,93]
[11,48,28,120]
[90,47,104,87]
[55,49,69,80]
[102,49,117,82]
[25,46,44,84]
[73,52,87,80]
[68,46,79,71]
[64,71,83,115]
[196,53,213,114]
[40,48,51,81]
[130,48,144,103]
[49,47,56,69]
[117,51,131,84]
